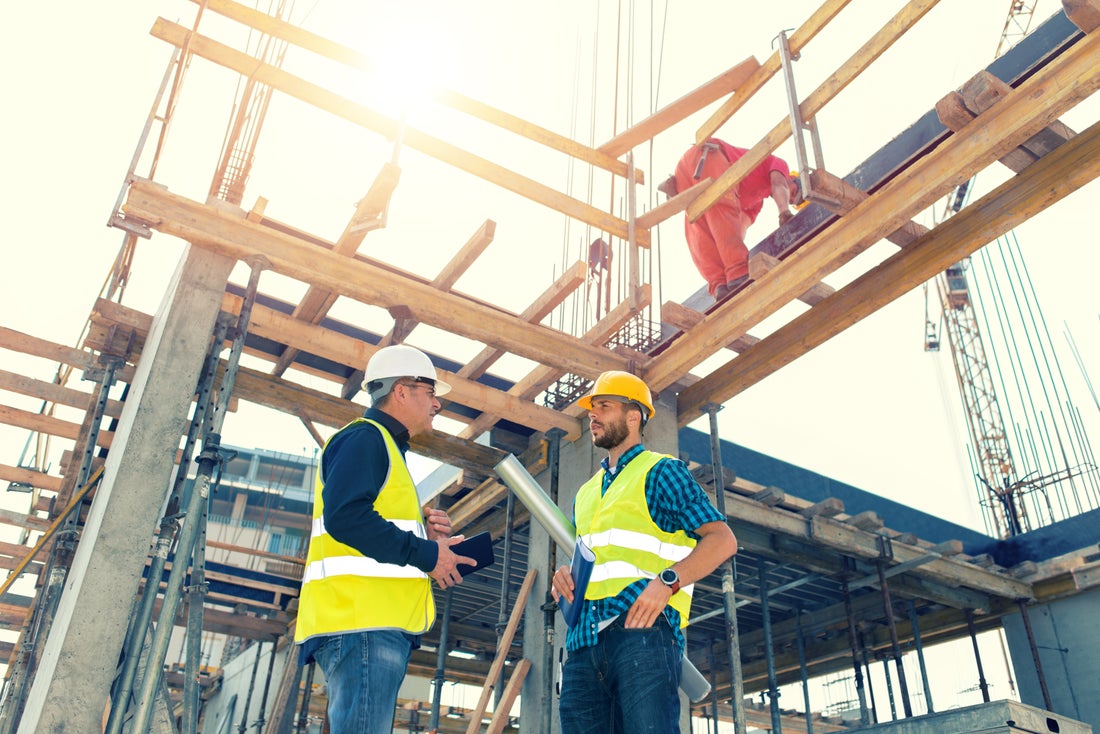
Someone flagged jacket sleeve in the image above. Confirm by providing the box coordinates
[321,425,439,572]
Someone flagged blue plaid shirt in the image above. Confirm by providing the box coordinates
[564,444,725,654]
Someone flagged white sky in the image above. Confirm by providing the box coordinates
[2,0,1099,542]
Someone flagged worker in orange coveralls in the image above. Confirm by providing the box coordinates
[658,139,803,300]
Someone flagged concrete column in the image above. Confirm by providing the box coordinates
[1001,586,1100,732]
[19,246,235,734]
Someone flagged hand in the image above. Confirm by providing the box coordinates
[624,579,673,628]
[429,536,475,589]
[657,175,678,198]
[423,507,452,541]
[550,564,574,604]
[778,209,793,226]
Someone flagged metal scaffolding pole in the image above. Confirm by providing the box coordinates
[881,658,897,721]
[495,491,516,706]
[796,611,814,734]
[541,428,565,734]
[704,404,746,734]
[296,662,317,734]
[237,642,265,734]
[841,578,870,725]
[966,610,991,702]
[860,634,878,724]
[906,601,934,713]
[429,588,455,731]
[876,550,913,717]
[758,557,783,734]
[254,637,279,732]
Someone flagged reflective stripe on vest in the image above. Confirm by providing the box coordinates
[574,450,697,624]
[295,418,435,644]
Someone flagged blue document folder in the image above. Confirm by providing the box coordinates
[558,538,595,627]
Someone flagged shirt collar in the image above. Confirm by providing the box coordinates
[364,406,411,450]
[601,443,645,477]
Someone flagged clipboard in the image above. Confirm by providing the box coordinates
[452,531,495,577]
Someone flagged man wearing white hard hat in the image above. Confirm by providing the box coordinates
[295,344,473,734]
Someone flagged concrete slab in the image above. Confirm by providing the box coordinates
[847,700,1091,734]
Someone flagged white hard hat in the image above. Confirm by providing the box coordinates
[361,344,451,400]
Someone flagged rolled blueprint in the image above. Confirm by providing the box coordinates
[493,453,712,702]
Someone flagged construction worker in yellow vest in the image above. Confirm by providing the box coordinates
[295,345,473,734]
[552,370,737,733]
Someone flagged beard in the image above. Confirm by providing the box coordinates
[592,416,630,449]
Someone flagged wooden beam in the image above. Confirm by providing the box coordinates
[676,113,1100,423]
[696,0,854,143]
[648,27,1100,394]
[1063,0,1100,32]
[635,178,710,230]
[458,260,586,381]
[0,464,61,494]
[458,285,650,440]
[689,0,942,220]
[0,405,112,451]
[149,18,646,247]
[599,58,760,157]
[0,369,124,420]
[191,0,645,185]
[748,252,835,306]
[806,169,928,247]
[660,301,760,354]
[0,327,135,384]
[122,179,630,380]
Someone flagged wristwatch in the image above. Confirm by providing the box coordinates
[659,568,680,594]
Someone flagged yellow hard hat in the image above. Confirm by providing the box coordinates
[577,370,655,419]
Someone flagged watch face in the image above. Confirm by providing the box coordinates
[661,569,677,584]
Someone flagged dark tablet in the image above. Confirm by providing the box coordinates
[452,531,495,577]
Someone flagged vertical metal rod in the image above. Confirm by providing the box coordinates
[966,610,991,702]
[183,502,211,734]
[841,578,870,725]
[238,642,264,734]
[254,637,278,732]
[906,601,934,713]
[882,659,898,720]
[704,404,745,734]
[1016,599,1054,710]
[131,440,223,733]
[627,152,641,309]
[295,662,316,734]
[708,643,720,734]
[796,611,814,734]
[758,557,783,734]
[860,634,878,724]
[876,556,912,717]
[542,429,565,734]
[494,492,516,706]
[429,588,455,731]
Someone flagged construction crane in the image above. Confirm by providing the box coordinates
[924,2,1042,538]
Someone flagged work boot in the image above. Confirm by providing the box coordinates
[713,283,731,301]
[725,275,750,294]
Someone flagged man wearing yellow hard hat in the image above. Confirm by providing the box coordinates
[552,370,737,732]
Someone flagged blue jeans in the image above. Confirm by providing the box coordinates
[313,630,412,734]
[559,617,683,733]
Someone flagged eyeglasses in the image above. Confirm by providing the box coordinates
[397,381,437,399]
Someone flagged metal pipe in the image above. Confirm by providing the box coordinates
[1016,598,1054,710]
[861,635,878,724]
[296,662,316,734]
[704,403,745,734]
[541,428,564,734]
[966,610,991,702]
[238,642,264,734]
[708,643,720,734]
[841,578,870,725]
[906,601,934,713]
[255,637,278,732]
[758,557,783,734]
[495,491,516,706]
[183,501,211,734]
[494,453,575,550]
[796,611,814,734]
[429,588,455,731]
[882,658,897,721]
[876,556,912,716]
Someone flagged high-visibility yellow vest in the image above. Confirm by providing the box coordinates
[574,450,696,624]
[295,418,435,644]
